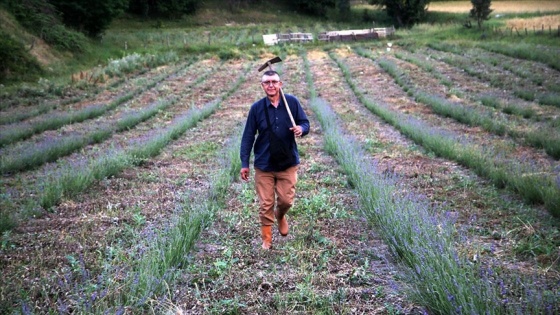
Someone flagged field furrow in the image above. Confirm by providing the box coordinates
[1,58,240,218]
[394,47,560,125]
[0,59,206,150]
[374,50,560,159]
[306,45,558,314]
[1,34,560,315]
[339,50,559,194]
[2,2,560,314]
[0,58,248,311]
[310,47,559,289]
[426,45,560,108]
[0,54,423,314]
[170,53,423,314]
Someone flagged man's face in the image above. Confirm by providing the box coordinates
[261,74,282,97]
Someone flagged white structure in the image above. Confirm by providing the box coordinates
[262,33,314,45]
[263,34,279,46]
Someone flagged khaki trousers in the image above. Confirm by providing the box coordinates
[254,166,298,226]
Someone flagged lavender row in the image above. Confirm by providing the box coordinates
[0,96,179,174]
[0,61,195,148]
[427,42,560,108]
[0,51,182,113]
[302,51,558,315]
[360,49,560,160]
[12,63,248,215]
[331,50,560,222]
[0,57,226,175]
[392,50,546,123]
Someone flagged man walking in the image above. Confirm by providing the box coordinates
[240,70,310,249]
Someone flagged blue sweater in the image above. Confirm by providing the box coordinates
[240,94,310,171]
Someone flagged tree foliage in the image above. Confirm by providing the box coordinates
[48,0,129,37]
[223,0,263,12]
[0,29,43,83]
[2,0,88,51]
[286,0,336,16]
[336,0,352,20]
[128,0,200,18]
[470,0,492,28]
[368,0,430,28]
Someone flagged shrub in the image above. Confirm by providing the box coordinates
[3,0,88,52]
[0,29,43,83]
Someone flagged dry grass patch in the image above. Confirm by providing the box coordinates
[354,1,560,13]
[426,1,560,13]
[0,9,61,66]
[507,13,560,28]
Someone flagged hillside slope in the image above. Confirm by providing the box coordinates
[0,8,63,83]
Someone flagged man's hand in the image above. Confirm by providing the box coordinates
[290,125,303,137]
[240,167,250,182]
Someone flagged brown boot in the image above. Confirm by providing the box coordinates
[276,212,289,237]
[261,225,272,249]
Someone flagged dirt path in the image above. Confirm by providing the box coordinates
[170,53,423,314]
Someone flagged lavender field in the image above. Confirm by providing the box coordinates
[1,21,560,314]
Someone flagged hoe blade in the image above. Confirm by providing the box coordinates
[257,56,282,72]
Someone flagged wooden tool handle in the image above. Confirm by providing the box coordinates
[280,88,296,128]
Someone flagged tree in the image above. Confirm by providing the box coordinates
[128,0,200,19]
[287,0,336,17]
[469,0,492,29]
[223,0,263,12]
[336,0,352,21]
[368,0,431,28]
[48,0,129,37]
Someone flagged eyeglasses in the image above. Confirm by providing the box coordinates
[261,80,280,86]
